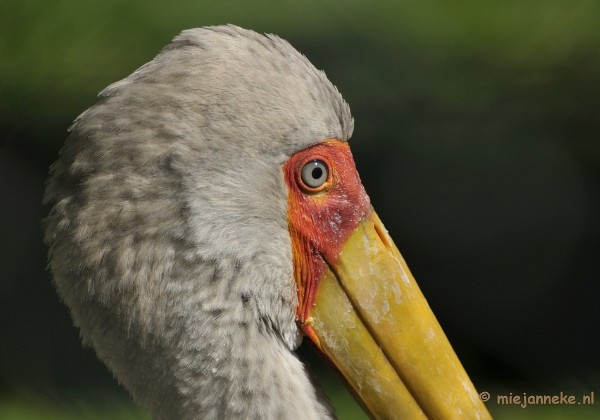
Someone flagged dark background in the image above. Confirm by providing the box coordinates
[1,1,599,418]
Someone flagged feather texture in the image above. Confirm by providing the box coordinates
[44,25,352,419]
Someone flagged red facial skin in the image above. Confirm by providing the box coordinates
[284,139,371,342]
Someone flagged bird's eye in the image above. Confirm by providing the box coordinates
[300,160,329,190]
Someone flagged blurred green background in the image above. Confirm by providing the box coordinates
[1,0,599,418]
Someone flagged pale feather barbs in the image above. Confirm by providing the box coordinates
[44,25,490,419]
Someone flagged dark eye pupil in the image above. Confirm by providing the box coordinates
[300,159,328,190]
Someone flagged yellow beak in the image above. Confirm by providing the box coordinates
[307,209,491,419]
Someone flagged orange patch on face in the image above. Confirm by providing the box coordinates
[284,140,370,339]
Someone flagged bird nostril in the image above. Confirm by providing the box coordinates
[373,221,392,251]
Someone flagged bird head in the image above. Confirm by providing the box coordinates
[45,25,490,419]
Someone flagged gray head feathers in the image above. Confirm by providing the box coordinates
[99,24,353,158]
[44,25,350,419]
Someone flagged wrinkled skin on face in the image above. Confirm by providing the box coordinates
[284,139,370,335]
